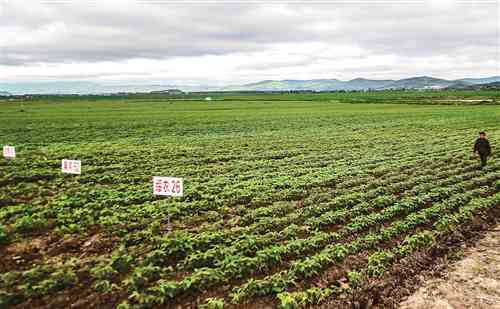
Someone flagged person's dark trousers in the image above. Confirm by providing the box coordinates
[479,153,488,168]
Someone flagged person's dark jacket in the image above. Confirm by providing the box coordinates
[474,138,491,156]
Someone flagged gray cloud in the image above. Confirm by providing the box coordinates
[0,0,498,81]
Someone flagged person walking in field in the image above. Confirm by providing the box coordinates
[473,131,491,169]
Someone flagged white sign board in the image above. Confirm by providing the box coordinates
[3,146,15,158]
[61,159,81,175]
[153,176,183,197]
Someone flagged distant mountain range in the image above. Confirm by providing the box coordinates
[1,76,499,95]
[446,81,500,90]
[224,76,500,92]
[221,78,395,91]
[0,82,204,95]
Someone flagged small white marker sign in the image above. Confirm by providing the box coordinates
[3,146,15,158]
[61,159,81,175]
[153,176,183,197]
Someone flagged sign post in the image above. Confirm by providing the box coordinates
[153,176,183,232]
[61,159,82,175]
[3,146,16,159]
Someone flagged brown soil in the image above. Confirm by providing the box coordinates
[399,226,500,309]
[320,206,500,309]
[0,231,118,274]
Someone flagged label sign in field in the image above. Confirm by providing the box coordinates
[153,176,183,197]
[61,159,81,175]
[3,146,15,158]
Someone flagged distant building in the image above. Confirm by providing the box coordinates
[422,85,444,90]
[150,89,184,95]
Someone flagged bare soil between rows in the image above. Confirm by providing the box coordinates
[3,199,499,309]
[399,225,500,308]
[318,205,500,309]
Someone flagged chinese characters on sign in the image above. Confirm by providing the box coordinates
[61,159,82,175]
[3,146,15,158]
[153,176,183,197]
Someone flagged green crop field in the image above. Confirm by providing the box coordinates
[0,91,499,308]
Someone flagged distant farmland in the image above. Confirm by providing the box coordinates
[1,90,499,308]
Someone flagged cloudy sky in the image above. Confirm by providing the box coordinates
[1,0,499,84]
